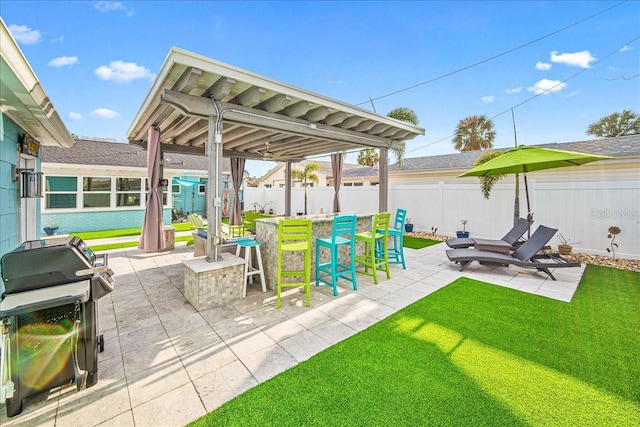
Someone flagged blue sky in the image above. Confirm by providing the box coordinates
[3,1,639,177]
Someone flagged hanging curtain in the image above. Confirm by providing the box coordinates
[139,126,166,251]
[229,157,246,226]
[331,152,343,213]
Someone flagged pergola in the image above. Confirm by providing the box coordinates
[127,47,424,260]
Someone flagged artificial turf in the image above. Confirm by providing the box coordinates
[403,235,441,249]
[189,265,640,426]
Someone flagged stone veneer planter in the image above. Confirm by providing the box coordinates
[183,253,245,310]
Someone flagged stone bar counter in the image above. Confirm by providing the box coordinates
[255,213,374,291]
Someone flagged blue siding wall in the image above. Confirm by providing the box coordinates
[41,208,172,233]
[0,113,21,272]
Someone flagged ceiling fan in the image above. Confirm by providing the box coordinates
[256,140,275,160]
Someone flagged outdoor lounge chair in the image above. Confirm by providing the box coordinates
[446,225,581,280]
[445,217,529,250]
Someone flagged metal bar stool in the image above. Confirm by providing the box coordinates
[235,239,267,297]
[276,219,312,309]
[315,215,358,296]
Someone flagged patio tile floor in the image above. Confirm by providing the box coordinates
[0,242,585,426]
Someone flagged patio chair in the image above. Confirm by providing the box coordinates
[315,214,358,296]
[377,208,407,269]
[187,213,207,230]
[445,217,529,250]
[446,225,581,280]
[355,212,391,285]
[243,210,264,234]
[276,219,313,309]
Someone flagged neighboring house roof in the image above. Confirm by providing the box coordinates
[389,135,640,172]
[258,159,379,182]
[42,138,230,172]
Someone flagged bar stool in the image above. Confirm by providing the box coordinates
[380,208,407,269]
[235,239,267,297]
[315,215,358,296]
[355,212,391,284]
[276,219,312,309]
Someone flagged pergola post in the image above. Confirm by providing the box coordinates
[379,147,388,212]
[285,161,292,216]
[206,115,223,261]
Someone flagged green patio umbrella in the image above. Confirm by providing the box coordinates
[459,145,613,233]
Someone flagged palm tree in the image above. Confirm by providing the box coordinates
[291,161,321,215]
[452,115,496,151]
[586,109,639,138]
[358,107,419,167]
[474,150,505,199]
[357,148,379,167]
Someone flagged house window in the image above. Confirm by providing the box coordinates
[343,183,353,187]
[83,177,111,208]
[172,184,181,194]
[264,184,272,188]
[198,184,206,195]
[45,176,77,209]
[116,177,142,207]
[353,182,364,187]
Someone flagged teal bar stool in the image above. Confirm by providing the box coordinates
[355,212,391,284]
[381,208,407,269]
[235,239,267,297]
[315,215,358,296]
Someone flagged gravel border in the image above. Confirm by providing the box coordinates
[407,231,640,273]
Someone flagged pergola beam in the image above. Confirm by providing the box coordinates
[161,89,404,151]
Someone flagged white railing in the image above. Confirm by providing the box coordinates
[244,180,640,259]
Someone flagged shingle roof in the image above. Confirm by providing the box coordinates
[290,160,379,179]
[390,135,640,172]
[42,139,229,172]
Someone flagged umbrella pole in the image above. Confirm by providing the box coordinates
[523,166,532,237]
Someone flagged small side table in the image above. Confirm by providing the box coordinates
[473,238,512,254]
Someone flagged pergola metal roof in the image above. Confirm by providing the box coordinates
[126,47,424,161]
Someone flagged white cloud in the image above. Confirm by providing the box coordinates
[94,1,125,12]
[505,87,522,94]
[550,50,596,68]
[619,45,632,52]
[68,112,83,121]
[536,61,552,71]
[481,96,494,104]
[94,1,134,16]
[48,56,78,67]
[94,61,154,83]
[90,108,118,119]
[8,24,42,45]
[328,80,343,85]
[527,79,567,95]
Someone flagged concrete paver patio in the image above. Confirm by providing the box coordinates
[1,242,585,426]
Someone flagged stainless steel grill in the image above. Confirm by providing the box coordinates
[1,237,114,418]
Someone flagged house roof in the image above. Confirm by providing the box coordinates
[259,159,379,181]
[389,135,640,172]
[0,18,74,148]
[126,47,424,162]
[42,138,229,172]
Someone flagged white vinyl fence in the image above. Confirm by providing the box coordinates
[244,179,640,260]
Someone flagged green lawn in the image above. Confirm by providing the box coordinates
[189,265,640,426]
[403,235,440,249]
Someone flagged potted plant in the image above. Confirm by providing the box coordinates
[404,218,414,233]
[456,220,469,238]
[44,218,59,236]
[557,233,580,255]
